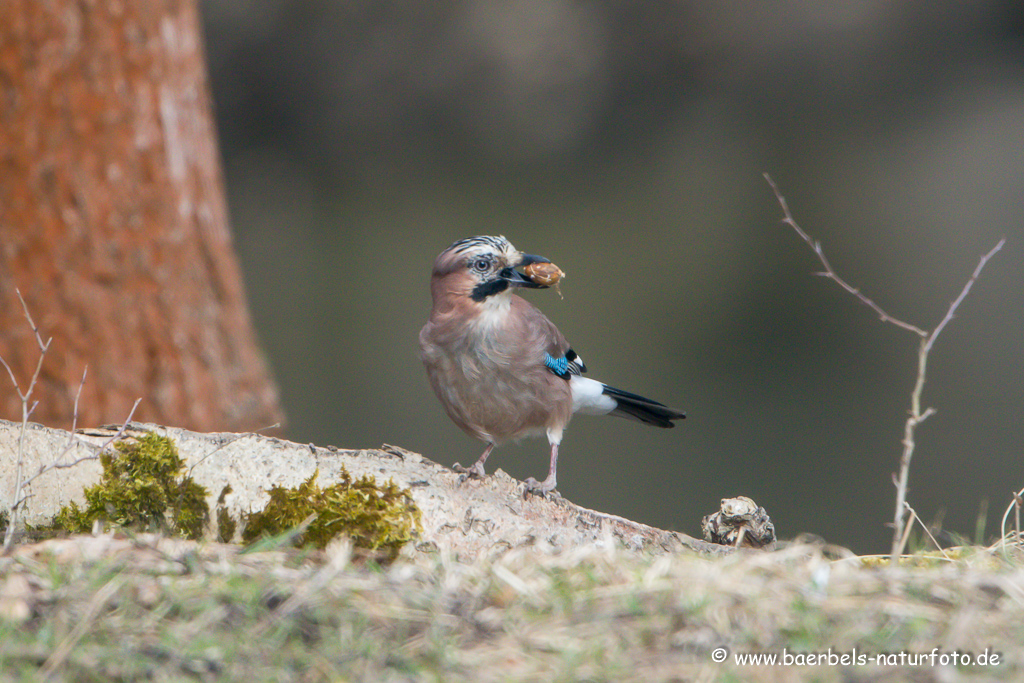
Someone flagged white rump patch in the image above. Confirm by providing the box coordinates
[570,376,616,415]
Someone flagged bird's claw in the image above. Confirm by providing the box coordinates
[453,462,486,482]
[523,476,558,497]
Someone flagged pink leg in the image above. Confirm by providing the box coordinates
[453,443,494,479]
[524,443,559,494]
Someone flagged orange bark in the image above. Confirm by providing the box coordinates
[0,0,283,432]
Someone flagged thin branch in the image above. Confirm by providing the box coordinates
[13,289,53,403]
[0,356,19,397]
[1,293,143,550]
[2,395,141,548]
[764,174,1004,564]
[998,487,1024,553]
[1018,493,1022,548]
[924,237,1006,355]
[903,502,951,561]
[763,173,928,337]
[16,288,47,352]
[67,366,88,446]
[890,240,1002,564]
[5,396,142,547]
[1018,493,1022,547]
[20,398,143,492]
[3,291,53,550]
[11,492,33,511]
[34,453,100,474]
[894,508,916,560]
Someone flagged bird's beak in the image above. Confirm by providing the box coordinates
[502,253,551,289]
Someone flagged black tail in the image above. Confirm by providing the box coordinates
[602,385,686,428]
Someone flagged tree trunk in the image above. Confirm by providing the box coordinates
[0,0,283,432]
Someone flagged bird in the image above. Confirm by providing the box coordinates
[419,235,685,494]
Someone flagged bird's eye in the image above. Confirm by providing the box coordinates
[472,258,490,272]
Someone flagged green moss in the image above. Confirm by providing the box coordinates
[45,433,210,540]
[216,485,236,543]
[25,435,419,557]
[241,469,421,560]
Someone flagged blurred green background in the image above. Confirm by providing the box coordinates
[199,2,1022,554]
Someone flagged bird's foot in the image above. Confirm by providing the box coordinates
[523,476,558,497]
[452,461,486,482]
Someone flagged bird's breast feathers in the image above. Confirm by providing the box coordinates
[465,289,513,334]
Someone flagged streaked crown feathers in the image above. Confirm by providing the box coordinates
[448,235,516,258]
[434,235,522,276]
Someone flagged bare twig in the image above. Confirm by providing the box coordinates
[894,508,916,561]
[764,174,1004,564]
[763,174,928,337]
[902,502,951,561]
[924,240,1006,356]
[891,238,1005,563]
[17,288,47,350]
[68,366,88,444]
[997,487,1024,553]
[2,289,53,550]
[19,398,143,494]
[1,291,144,549]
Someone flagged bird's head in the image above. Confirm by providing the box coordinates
[430,235,551,305]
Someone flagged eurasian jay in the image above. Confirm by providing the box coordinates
[419,235,685,494]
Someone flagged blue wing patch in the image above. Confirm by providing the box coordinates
[544,349,586,379]
[544,353,570,377]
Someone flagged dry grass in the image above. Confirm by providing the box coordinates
[0,534,1021,682]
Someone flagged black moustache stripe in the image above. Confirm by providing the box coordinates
[470,279,509,302]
